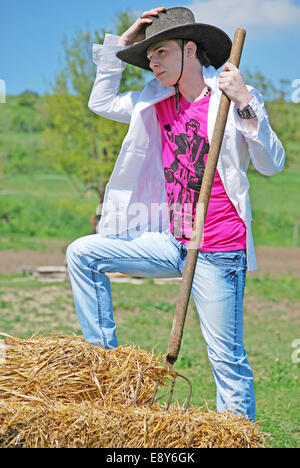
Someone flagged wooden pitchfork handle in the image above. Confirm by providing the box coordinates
[166,28,246,371]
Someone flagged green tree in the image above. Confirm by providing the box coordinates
[244,70,290,102]
[244,70,300,169]
[43,10,145,200]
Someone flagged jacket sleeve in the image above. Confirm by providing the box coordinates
[88,34,142,124]
[233,88,285,175]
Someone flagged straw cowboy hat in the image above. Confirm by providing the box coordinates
[116,7,232,71]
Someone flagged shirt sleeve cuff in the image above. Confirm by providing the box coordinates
[92,34,128,71]
[103,33,122,46]
[233,93,267,139]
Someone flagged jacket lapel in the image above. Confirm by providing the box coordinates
[135,79,175,113]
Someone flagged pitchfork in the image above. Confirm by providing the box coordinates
[134,28,246,410]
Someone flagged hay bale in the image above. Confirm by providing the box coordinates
[0,401,267,448]
[0,334,268,448]
[0,334,167,406]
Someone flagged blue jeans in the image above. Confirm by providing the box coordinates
[66,231,255,420]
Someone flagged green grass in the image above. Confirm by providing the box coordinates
[249,169,300,247]
[245,274,300,301]
[1,173,84,198]
[0,273,299,448]
[0,173,98,249]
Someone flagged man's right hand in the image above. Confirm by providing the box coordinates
[117,7,166,46]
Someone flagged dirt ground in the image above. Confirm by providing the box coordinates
[0,244,300,278]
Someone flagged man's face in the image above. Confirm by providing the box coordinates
[146,40,183,87]
[186,124,194,140]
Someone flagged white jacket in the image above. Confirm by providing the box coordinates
[88,34,285,271]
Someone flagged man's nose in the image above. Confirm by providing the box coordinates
[149,57,160,70]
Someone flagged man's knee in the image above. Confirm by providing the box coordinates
[66,236,92,268]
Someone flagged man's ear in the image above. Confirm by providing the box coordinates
[185,41,197,59]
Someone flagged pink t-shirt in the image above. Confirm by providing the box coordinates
[155,94,246,251]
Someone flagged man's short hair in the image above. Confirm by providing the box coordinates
[174,39,211,68]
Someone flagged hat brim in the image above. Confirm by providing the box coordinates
[116,23,232,71]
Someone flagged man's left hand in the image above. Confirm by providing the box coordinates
[219,62,252,109]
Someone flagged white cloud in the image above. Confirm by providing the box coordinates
[187,0,300,36]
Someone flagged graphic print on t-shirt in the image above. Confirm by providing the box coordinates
[156,94,246,251]
[163,118,209,239]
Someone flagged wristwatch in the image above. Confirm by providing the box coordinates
[237,104,256,119]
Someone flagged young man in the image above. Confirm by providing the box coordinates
[67,7,285,421]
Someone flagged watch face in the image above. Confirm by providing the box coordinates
[247,107,254,117]
[238,105,256,119]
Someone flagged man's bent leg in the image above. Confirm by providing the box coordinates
[66,232,181,348]
[188,249,255,421]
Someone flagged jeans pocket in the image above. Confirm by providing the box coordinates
[202,250,246,269]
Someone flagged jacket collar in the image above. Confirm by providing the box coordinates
[202,65,221,96]
[138,79,174,111]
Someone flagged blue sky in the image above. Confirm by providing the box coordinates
[1,0,300,97]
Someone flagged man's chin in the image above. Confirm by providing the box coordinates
[157,79,172,88]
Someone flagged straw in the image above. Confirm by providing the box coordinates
[0,334,268,448]
[0,334,167,406]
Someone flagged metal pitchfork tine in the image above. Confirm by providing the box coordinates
[134,28,246,411]
[134,365,192,410]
